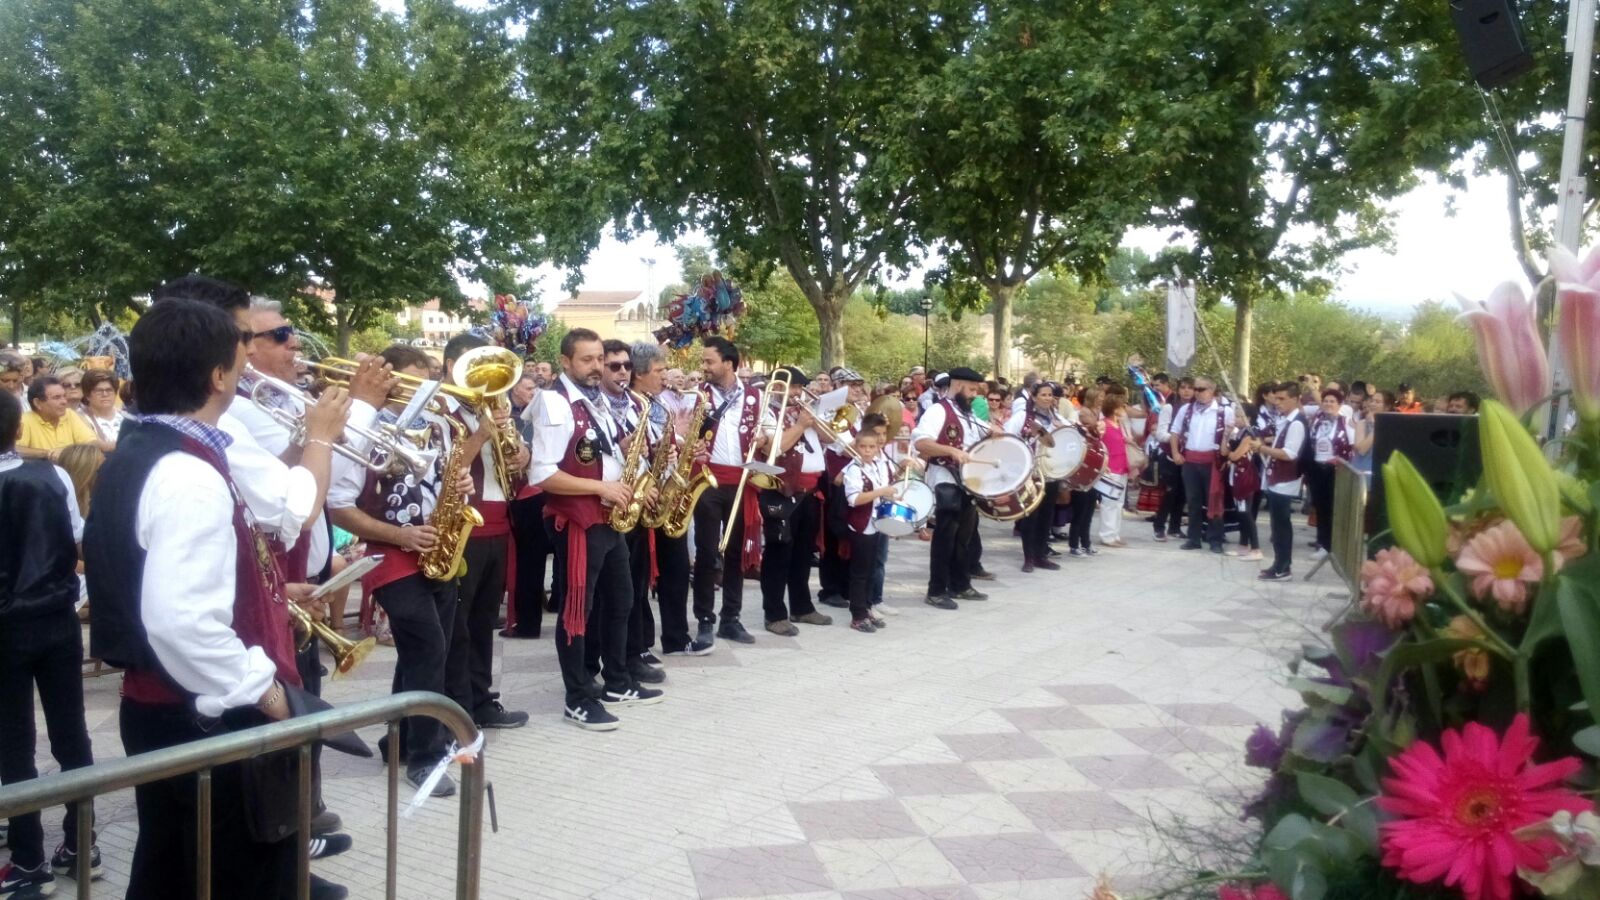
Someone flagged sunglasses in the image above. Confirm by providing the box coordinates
[62,381,82,389]
[606,361,633,373]
[248,324,296,344]
[1196,386,1214,393]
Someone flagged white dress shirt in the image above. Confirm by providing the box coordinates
[703,380,775,467]
[218,411,317,548]
[843,456,894,535]
[137,452,277,717]
[527,373,626,487]
[442,397,507,503]
[1267,415,1308,496]
[1154,401,1178,446]
[1180,400,1226,453]
[911,401,983,489]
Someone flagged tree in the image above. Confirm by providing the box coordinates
[734,274,820,370]
[1011,275,1099,378]
[883,1,1176,378]
[515,0,967,369]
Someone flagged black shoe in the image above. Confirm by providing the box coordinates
[628,658,667,683]
[696,621,717,646]
[850,618,878,633]
[474,700,529,729]
[0,821,7,847]
[717,620,757,643]
[311,808,342,836]
[1180,541,1202,550]
[564,698,620,731]
[500,627,540,639]
[1153,529,1166,540]
[954,588,988,601]
[405,766,457,798]
[664,639,715,657]
[1021,559,1035,573]
[0,862,53,897]
[1045,546,1061,557]
[639,651,663,667]
[1035,558,1061,571]
[50,843,102,880]
[1258,569,1293,582]
[1050,530,1070,541]
[1069,547,1087,558]
[818,593,850,609]
[310,874,349,900]
[1210,544,1224,554]
[309,833,353,861]
[601,684,666,707]
[925,593,959,610]
[969,567,996,580]
[544,597,559,613]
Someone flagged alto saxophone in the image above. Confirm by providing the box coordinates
[651,393,717,539]
[418,413,484,580]
[608,391,655,533]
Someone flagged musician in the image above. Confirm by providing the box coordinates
[1150,377,1193,542]
[911,367,993,609]
[1169,376,1229,553]
[758,366,834,637]
[440,333,530,730]
[600,339,665,683]
[506,369,554,639]
[528,328,664,732]
[817,368,869,610]
[1006,380,1062,572]
[84,299,329,900]
[0,391,99,897]
[691,336,779,645]
[328,345,468,796]
[1257,382,1308,580]
[841,427,896,633]
[629,341,711,658]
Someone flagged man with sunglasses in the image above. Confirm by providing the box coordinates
[1169,377,1230,553]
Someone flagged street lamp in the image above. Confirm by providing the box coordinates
[919,296,934,371]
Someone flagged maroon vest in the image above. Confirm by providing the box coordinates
[1267,412,1305,485]
[1176,400,1227,454]
[1310,413,1353,462]
[542,382,608,524]
[844,461,883,533]
[929,398,967,474]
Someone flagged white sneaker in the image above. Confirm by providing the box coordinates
[874,605,900,616]
[1311,548,1329,561]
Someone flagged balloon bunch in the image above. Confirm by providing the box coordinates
[654,272,745,348]
[480,294,548,356]
[44,323,132,379]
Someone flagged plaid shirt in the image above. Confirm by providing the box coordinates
[141,414,233,457]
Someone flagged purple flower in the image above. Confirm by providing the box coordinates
[1245,724,1286,770]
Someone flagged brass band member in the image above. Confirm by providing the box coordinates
[599,339,666,684]
[1006,381,1063,572]
[528,328,664,732]
[911,366,993,609]
[817,368,868,611]
[758,366,833,636]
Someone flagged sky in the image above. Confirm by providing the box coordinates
[529,170,1535,318]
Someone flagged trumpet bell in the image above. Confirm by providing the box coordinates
[333,635,379,676]
[450,346,520,397]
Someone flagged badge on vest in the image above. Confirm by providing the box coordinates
[577,430,598,464]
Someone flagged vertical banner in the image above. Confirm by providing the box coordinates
[1166,280,1196,372]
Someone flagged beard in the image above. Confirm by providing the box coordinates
[952,393,973,413]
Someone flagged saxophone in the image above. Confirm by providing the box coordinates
[651,393,717,539]
[418,413,485,580]
[608,391,655,533]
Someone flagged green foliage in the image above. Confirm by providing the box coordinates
[839,299,984,383]
[735,276,820,370]
[1011,275,1099,378]
[347,327,394,357]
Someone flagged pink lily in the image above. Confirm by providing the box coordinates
[1456,282,1552,417]
[1550,246,1600,421]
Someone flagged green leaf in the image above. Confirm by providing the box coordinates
[1288,676,1355,708]
[1573,725,1600,757]
[1557,559,1600,726]
[1296,772,1379,851]
[1371,638,1496,733]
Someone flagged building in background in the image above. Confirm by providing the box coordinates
[546,290,661,342]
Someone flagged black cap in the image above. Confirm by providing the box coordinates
[947,366,984,383]
[778,365,811,388]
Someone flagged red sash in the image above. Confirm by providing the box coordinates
[709,463,763,573]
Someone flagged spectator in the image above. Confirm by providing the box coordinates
[1352,390,1390,482]
[0,352,24,401]
[81,370,124,445]
[1097,394,1132,548]
[1224,403,1262,561]
[986,384,1010,430]
[1446,391,1481,415]
[1307,388,1354,559]
[18,376,105,462]
[1394,383,1423,414]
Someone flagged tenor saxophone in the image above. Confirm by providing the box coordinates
[418,413,484,580]
[608,391,655,533]
[651,393,717,539]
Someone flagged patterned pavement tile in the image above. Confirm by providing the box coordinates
[1030,728,1148,759]
[1156,633,1239,648]
[1115,726,1235,754]
[968,877,1099,899]
[1006,790,1147,832]
[1075,704,1182,729]
[870,764,994,797]
[968,758,1096,795]
[789,799,925,842]
[1159,703,1261,726]
[1062,755,1194,790]
[688,844,836,899]
[812,838,964,892]
[992,706,1099,732]
[932,832,1088,883]
[936,732,1053,762]
[843,886,979,900]
[1042,684,1143,705]
[899,794,1036,838]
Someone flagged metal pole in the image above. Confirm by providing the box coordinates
[1548,0,1596,439]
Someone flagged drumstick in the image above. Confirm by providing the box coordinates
[963,458,998,467]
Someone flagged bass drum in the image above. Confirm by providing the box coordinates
[962,434,1046,521]
[1063,431,1108,491]
[875,479,934,536]
[1036,424,1087,480]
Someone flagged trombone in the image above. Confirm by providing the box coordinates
[288,601,376,677]
[247,368,438,478]
[718,368,793,553]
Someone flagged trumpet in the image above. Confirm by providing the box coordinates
[288,601,376,677]
[719,369,793,553]
[247,368,438,478]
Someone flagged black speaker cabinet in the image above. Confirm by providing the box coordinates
[1450,0,1535,89]
[1367,412,1484,537]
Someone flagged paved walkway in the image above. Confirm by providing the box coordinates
[28,518,1345,899]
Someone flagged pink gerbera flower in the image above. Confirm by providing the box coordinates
[1359,547,1434,628]
[1377,714,1591,900]
[1217,884,1287,900]
[1455,520,1543,615]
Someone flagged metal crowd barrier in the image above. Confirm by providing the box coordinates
[1304,462,1368,595]
[0,691,484,900]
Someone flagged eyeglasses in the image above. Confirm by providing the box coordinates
[606,361,633,373]
[89,386,116,395]
[62,381,82,390]
[1196,386,1214,393]
[252,324,296,344]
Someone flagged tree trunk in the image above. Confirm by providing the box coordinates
[9,297,20,348]
[1232,292,1253,400]
[335,302,352,357]
[813,292,846,371]
[988,282,1018,380]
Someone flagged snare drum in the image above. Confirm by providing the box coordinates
[1036,424,1088,480]
[1064,431,1108,491]
[962,434,1046,521]
[874,479,935,536]
[872,498,919,534]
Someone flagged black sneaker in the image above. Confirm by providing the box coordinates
[601,684,666,707]
[850,618,878,633]
[717,620,756,644]
[50,843,102,880]
[969,567,996,581]
[1210,544,1224,554]
[639,651,663,667]
[1258,569,1293,582]
[696,621,717,646]
[818,593,850,609]
[310,874,349,900]
[1,862,54,898]
[1069,548,1087,557]
[1180,541,1202,550]
[406,765,457,798]
[925,594,959,610]
[0,821,6,847]
[954,588,989,601]
[664,639,714,657]
[474,700,529,729]
[1153,529,1166,541]
[564,698,620,731]
[628,658,667,683]
[308,833,353,860]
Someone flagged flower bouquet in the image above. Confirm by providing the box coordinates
[1145,248,1600,900]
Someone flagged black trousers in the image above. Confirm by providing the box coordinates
[1067,489,1099,550]
[550,520,633,706]
[624,528,658,657]
[510,493,552,636]
[0,609,94,869]
[1182,461,1223,547]
[122,700,297,900]
[1308,462,1337,551]
[374,573,455,769]
[847,531,883,619]
[1266,491,1296,574]
[650,528,694,652]
[1020,484,1058,560]
[447,533,508,719]
[692,483,747,624]
[928,483,977,596]
[1228,499,1260,549]
[1153,456,1186,535]
[818,479,848,601]
[760,489,822,624]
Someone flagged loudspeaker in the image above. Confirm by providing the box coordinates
[1450,0,1535,89]
[1367,413,1483,538]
